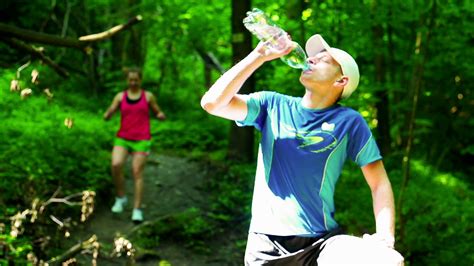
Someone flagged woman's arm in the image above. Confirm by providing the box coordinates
[103,92,123,120]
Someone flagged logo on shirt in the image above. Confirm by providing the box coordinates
[321,122,335,132]
[282,122,338,153]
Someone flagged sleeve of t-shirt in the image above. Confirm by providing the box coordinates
[235,91,274,132]
[347,114,383,167]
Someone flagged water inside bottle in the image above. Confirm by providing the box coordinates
[243,8,310,71]
[281,43,311,71]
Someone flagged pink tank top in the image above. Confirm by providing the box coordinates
[117,90,151,140]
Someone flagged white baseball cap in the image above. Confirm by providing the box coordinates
[305,34,360,99]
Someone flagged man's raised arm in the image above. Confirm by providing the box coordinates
[200,41,293,121]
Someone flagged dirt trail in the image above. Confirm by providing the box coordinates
[72,153,242,265]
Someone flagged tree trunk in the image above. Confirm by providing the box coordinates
[126,0,143,67]
[111,33,126,70]
[386,2,401,148]
[87,48,99,96]
[110,1,128,69]
[108,0,143,69]
[371,0,392,156]
[397,2,436,243]
[284,0,307,43]
[299,0,308,42]
[228,0,255,162]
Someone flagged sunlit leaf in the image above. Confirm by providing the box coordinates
[20,88,32,99]
[31,69,39,84]
[43,88,54,100]
[64,117,74,129]
[10,79,20,92]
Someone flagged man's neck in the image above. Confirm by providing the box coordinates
[301,88,339,109]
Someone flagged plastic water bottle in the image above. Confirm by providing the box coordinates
[243,8,310,71]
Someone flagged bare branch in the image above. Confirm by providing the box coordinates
[49,215,64,227]
[0,23,85,48]
[0,37,69,78]
[46,235,99,265]
[50,187,62,200]
[79,15,143,42]
[195,47,226,74]
[16,60,31,79]
[0,15,143,49]
[43,192,84,206]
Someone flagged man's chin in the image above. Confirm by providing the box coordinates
[299,76,313,87]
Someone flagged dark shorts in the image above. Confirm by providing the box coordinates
[244,228,344,266]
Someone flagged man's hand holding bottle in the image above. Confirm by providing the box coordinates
[254,34,296,63]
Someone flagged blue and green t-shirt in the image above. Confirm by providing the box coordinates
[237,91,382,237]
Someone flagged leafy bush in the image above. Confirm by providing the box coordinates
[400,161,474,265]
[150,111,228,155]
[333,163,375,234]
[0,75,113,204]
[334,160,474,266]
[0,233,33,265]
[0,70,114,263]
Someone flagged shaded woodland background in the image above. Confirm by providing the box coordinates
[0,0,473,265]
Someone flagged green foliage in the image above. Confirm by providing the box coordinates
[133,207,215,254]
[0,70,112,202]
[0,233,33,265]
[400,161,474,265]
[0,68,112,263]
[333,163,375,234]
[151,110,228,156]
[334,160,474,265]
[206,163,255,224]
[0,0,473,264]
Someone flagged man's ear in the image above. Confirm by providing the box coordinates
[336,76,349,87]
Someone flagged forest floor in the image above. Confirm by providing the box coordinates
[70,153,244,266]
